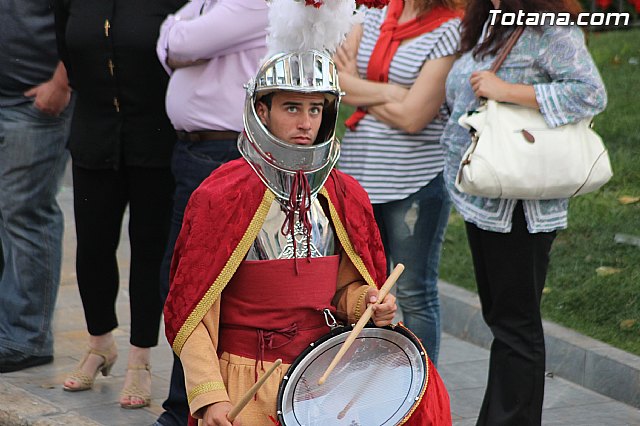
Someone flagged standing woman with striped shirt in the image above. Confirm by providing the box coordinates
[335,0,463,365]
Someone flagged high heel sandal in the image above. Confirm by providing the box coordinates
[63,344,118,392]
[119,364,151,409]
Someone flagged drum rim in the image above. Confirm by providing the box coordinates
[276,323,429,426]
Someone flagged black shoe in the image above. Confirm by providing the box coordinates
[0,349,53,373]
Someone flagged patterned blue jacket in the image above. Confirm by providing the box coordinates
[441,24,607,233]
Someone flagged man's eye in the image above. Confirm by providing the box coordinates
[310,107,322,114]
[287,106,298,113]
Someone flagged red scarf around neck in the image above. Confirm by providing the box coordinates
[345,0,462,130]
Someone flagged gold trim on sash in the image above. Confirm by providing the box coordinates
[319,187,377,290]
[173,189,276,355]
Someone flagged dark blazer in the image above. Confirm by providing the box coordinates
[55,0,186,169]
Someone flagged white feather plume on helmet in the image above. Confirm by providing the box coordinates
[265,0,361,57]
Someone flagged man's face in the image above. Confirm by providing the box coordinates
[256,92,325,146]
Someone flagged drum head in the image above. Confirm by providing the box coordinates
[277,325,427,425]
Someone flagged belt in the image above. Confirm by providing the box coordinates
[176,130,240,142]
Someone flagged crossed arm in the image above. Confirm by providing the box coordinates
[334,23,456,134]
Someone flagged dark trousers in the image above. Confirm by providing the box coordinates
[465,202,556,426]
[157,138,240,426]
[73,164,173,347]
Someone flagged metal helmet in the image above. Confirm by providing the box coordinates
[238,49,342,201]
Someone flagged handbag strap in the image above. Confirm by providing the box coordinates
[490,26,525,73]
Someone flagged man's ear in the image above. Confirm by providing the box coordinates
[256,101,269,126]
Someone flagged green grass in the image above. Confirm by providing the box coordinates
[440,29,640,355]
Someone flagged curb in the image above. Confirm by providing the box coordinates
[439,280,640,409]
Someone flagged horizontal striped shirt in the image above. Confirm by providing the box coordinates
[441,25,607,233]
[339,7,461,204]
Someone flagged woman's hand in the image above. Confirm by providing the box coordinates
[470,70,540,108]
[201,402,241,426]
[334,24,362,77]
[366,287,397,327]
[334,44,359,77]
[469,70,511,101]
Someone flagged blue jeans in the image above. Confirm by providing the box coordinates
[0,100,72,356]
[372,173,451,365]
[157,137,241,426]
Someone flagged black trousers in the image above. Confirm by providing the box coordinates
[73,164,172,347]
[465,202,556,426]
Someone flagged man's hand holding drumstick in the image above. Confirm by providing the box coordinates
[366,284,398,327]
[318,264,404,385]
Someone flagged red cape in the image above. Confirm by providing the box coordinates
[164,159,387,352]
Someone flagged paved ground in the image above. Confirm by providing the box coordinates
[1,169,640,425]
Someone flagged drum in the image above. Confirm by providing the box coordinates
[277,323,428,426]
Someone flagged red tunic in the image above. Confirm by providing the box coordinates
[219,256,340,365]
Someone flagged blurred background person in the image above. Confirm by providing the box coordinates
[54,0,186,409]
[0,0,72,373]
[152,1,268,425]
[334,0,462,365]
[440,0,606,424]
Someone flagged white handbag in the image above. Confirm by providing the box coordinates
[455,27,613,200]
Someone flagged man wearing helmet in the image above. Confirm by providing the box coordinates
[163,46,451,426]
[163,49,399,425]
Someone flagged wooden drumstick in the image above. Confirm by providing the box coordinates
[317,263,404,386]
[227,358,282,422]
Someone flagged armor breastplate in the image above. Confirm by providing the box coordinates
[246,197,335,260]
